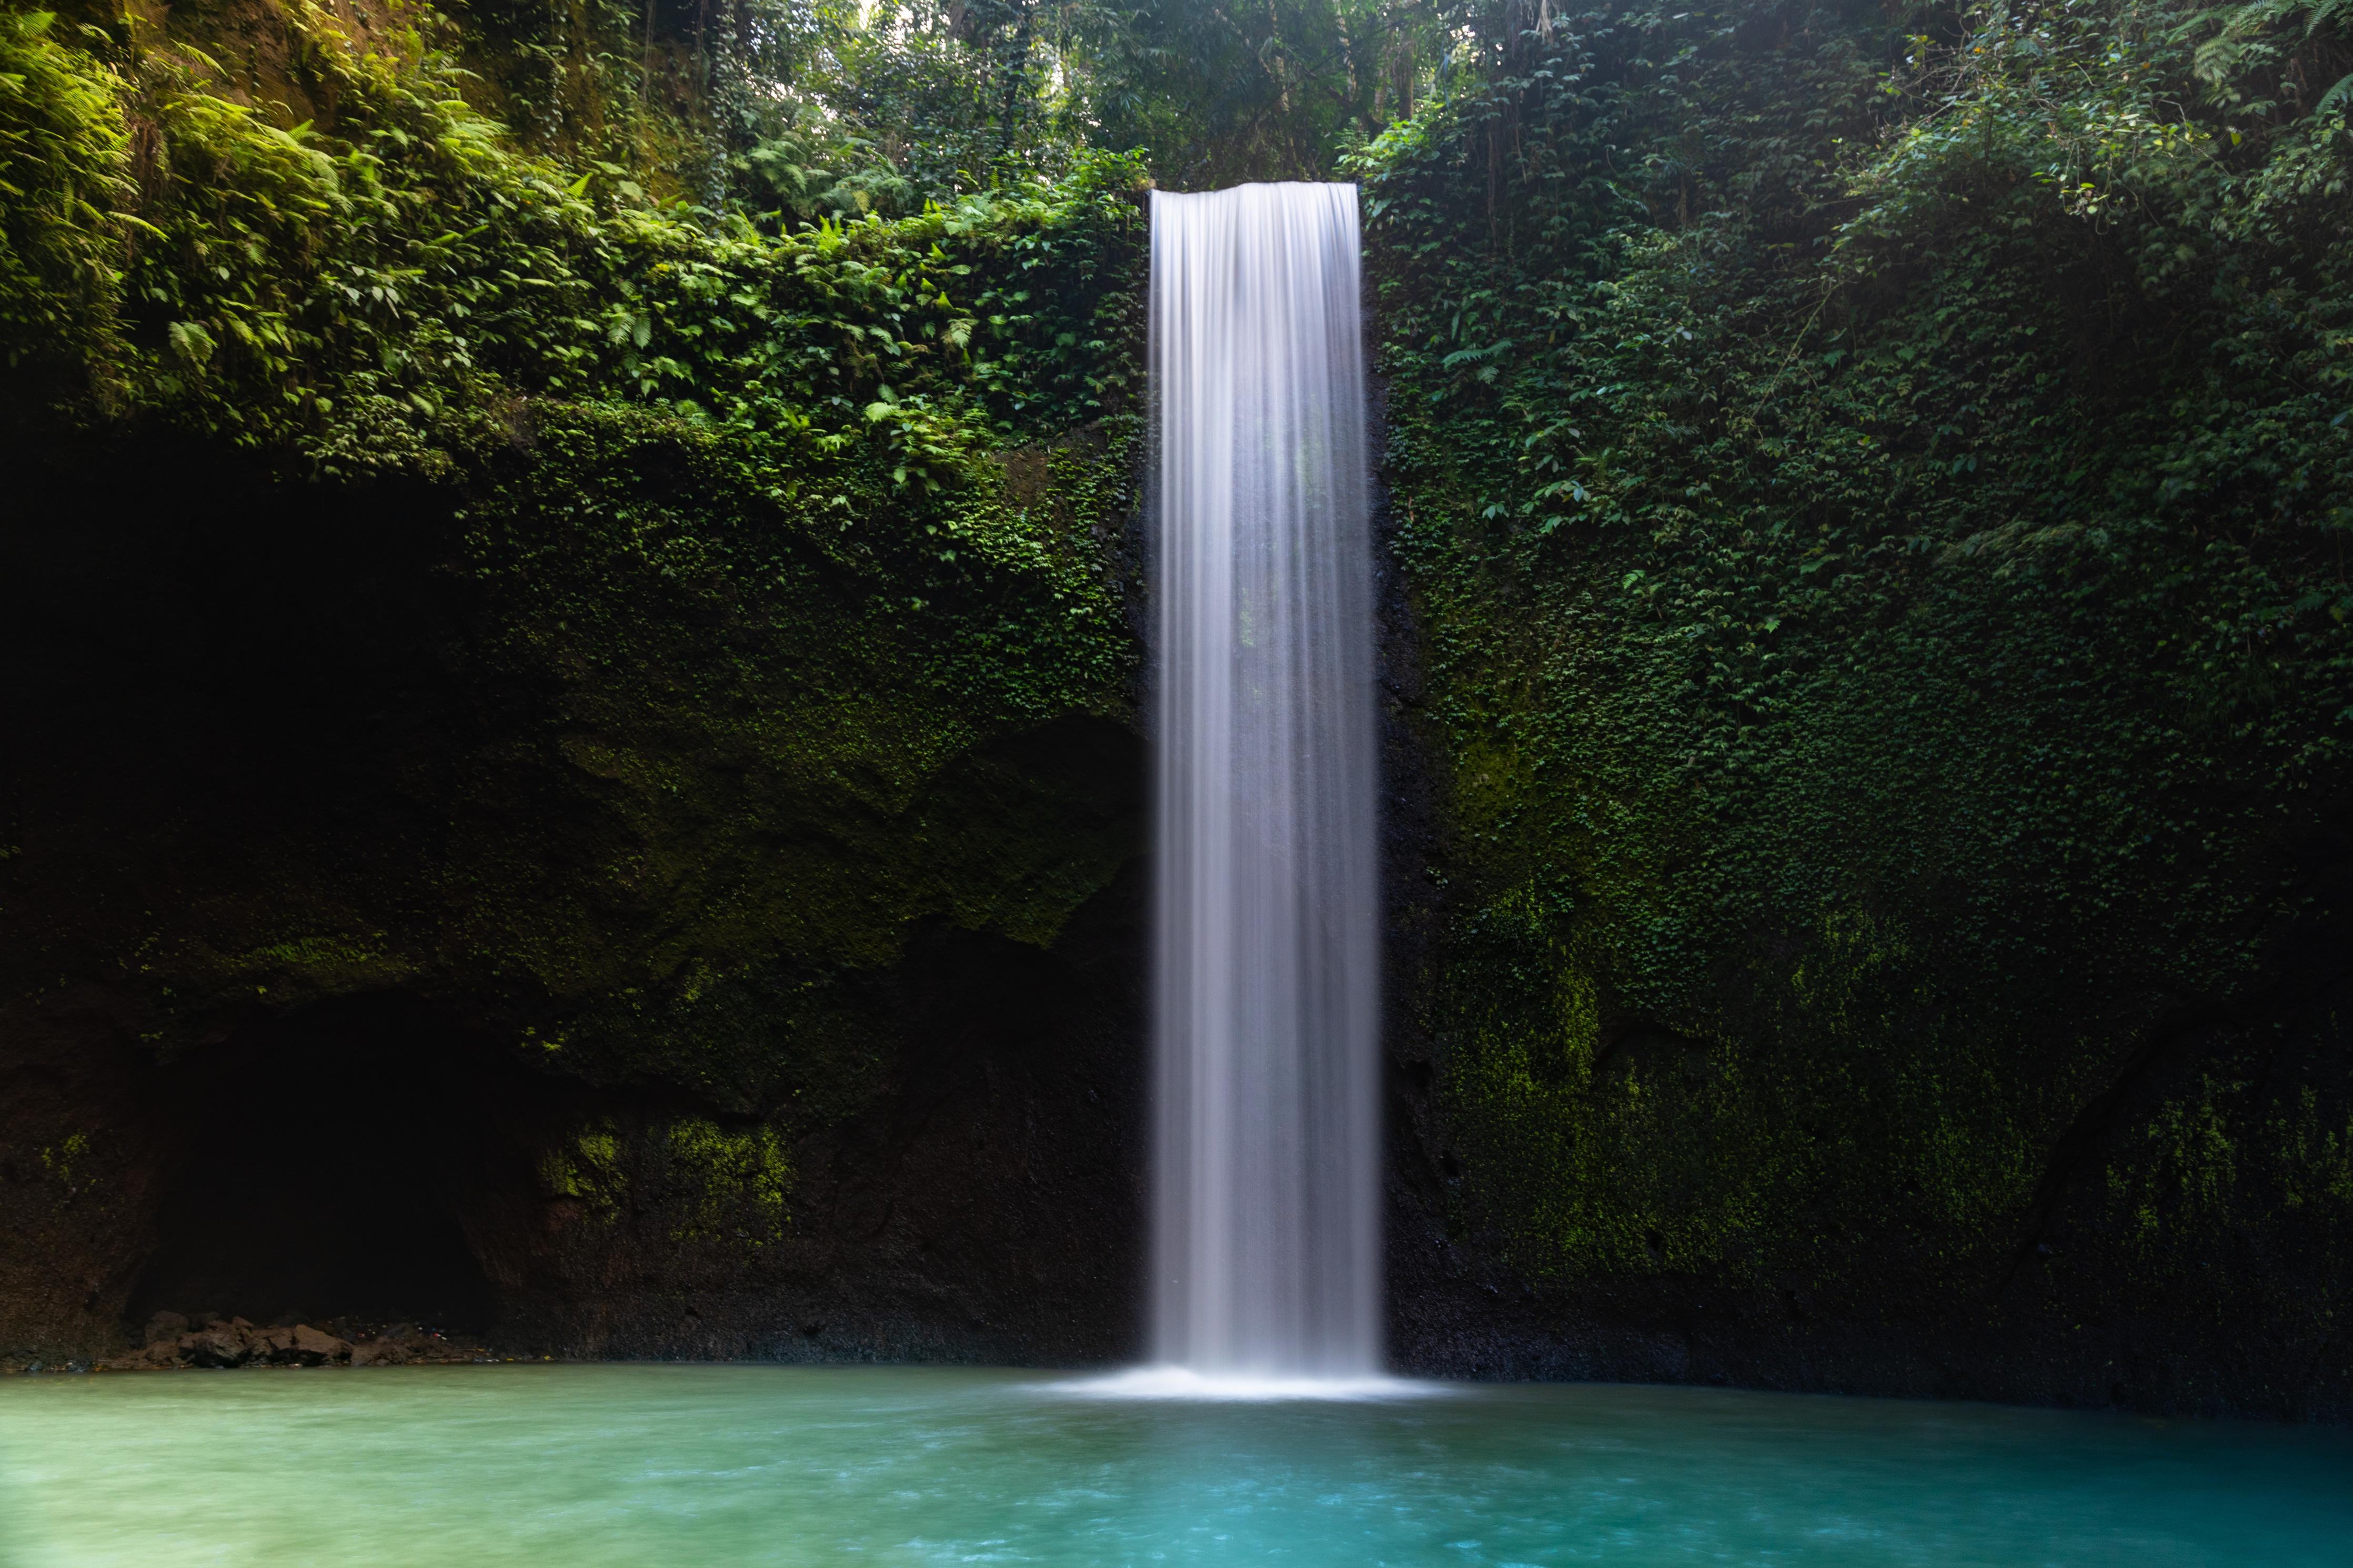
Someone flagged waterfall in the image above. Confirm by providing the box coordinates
[1148,182,1381,1381]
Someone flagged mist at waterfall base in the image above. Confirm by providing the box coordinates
[1139,181,1386,1397]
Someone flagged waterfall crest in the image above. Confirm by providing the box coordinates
[1149,182,1381,1379]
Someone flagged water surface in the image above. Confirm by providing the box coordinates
[2,1365,2346,1565]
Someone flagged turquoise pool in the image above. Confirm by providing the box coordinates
[1,1365,2346,1565]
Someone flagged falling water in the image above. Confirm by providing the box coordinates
[1148,182,1380,1381]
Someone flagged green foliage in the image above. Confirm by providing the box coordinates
[2,2,1148,478]
[825,0,1088,200]
[701,0,1472,200]
[0,8,127,388]
[1081,0,1450,186]
[1358,0,2353,1290]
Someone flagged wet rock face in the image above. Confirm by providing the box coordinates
[0,432,1151,1372]
[1374,846,2353,1421]
[2,884,1150,1373]
[1,867,1150,1375]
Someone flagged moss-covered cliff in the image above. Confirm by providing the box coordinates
[1361,0,2353,1417]
[1,0,1152,1363]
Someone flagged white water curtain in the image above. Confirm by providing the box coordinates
[1149,183,1381,1377]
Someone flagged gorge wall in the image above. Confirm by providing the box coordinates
[1,416,1151,1366]
[1365,0,2353,1420]
[3,0,2349,1419]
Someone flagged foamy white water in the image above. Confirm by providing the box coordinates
[1059,1365,1436,1401]
[1149,182,1380,1381]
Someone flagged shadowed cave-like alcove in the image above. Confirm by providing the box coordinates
[125,995,542,1336]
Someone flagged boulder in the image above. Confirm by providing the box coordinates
[290,1324,352,1365]
[180,1325,250,1368]
[142,1311,189,1347]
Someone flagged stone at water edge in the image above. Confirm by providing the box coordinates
[142,1311,188,1347]
[139,1319,355,1368]
[179,1324,252,1368]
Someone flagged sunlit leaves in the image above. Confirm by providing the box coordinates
[2,2,1148,483]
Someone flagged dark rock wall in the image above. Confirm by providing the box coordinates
[0,419,1150,1368]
